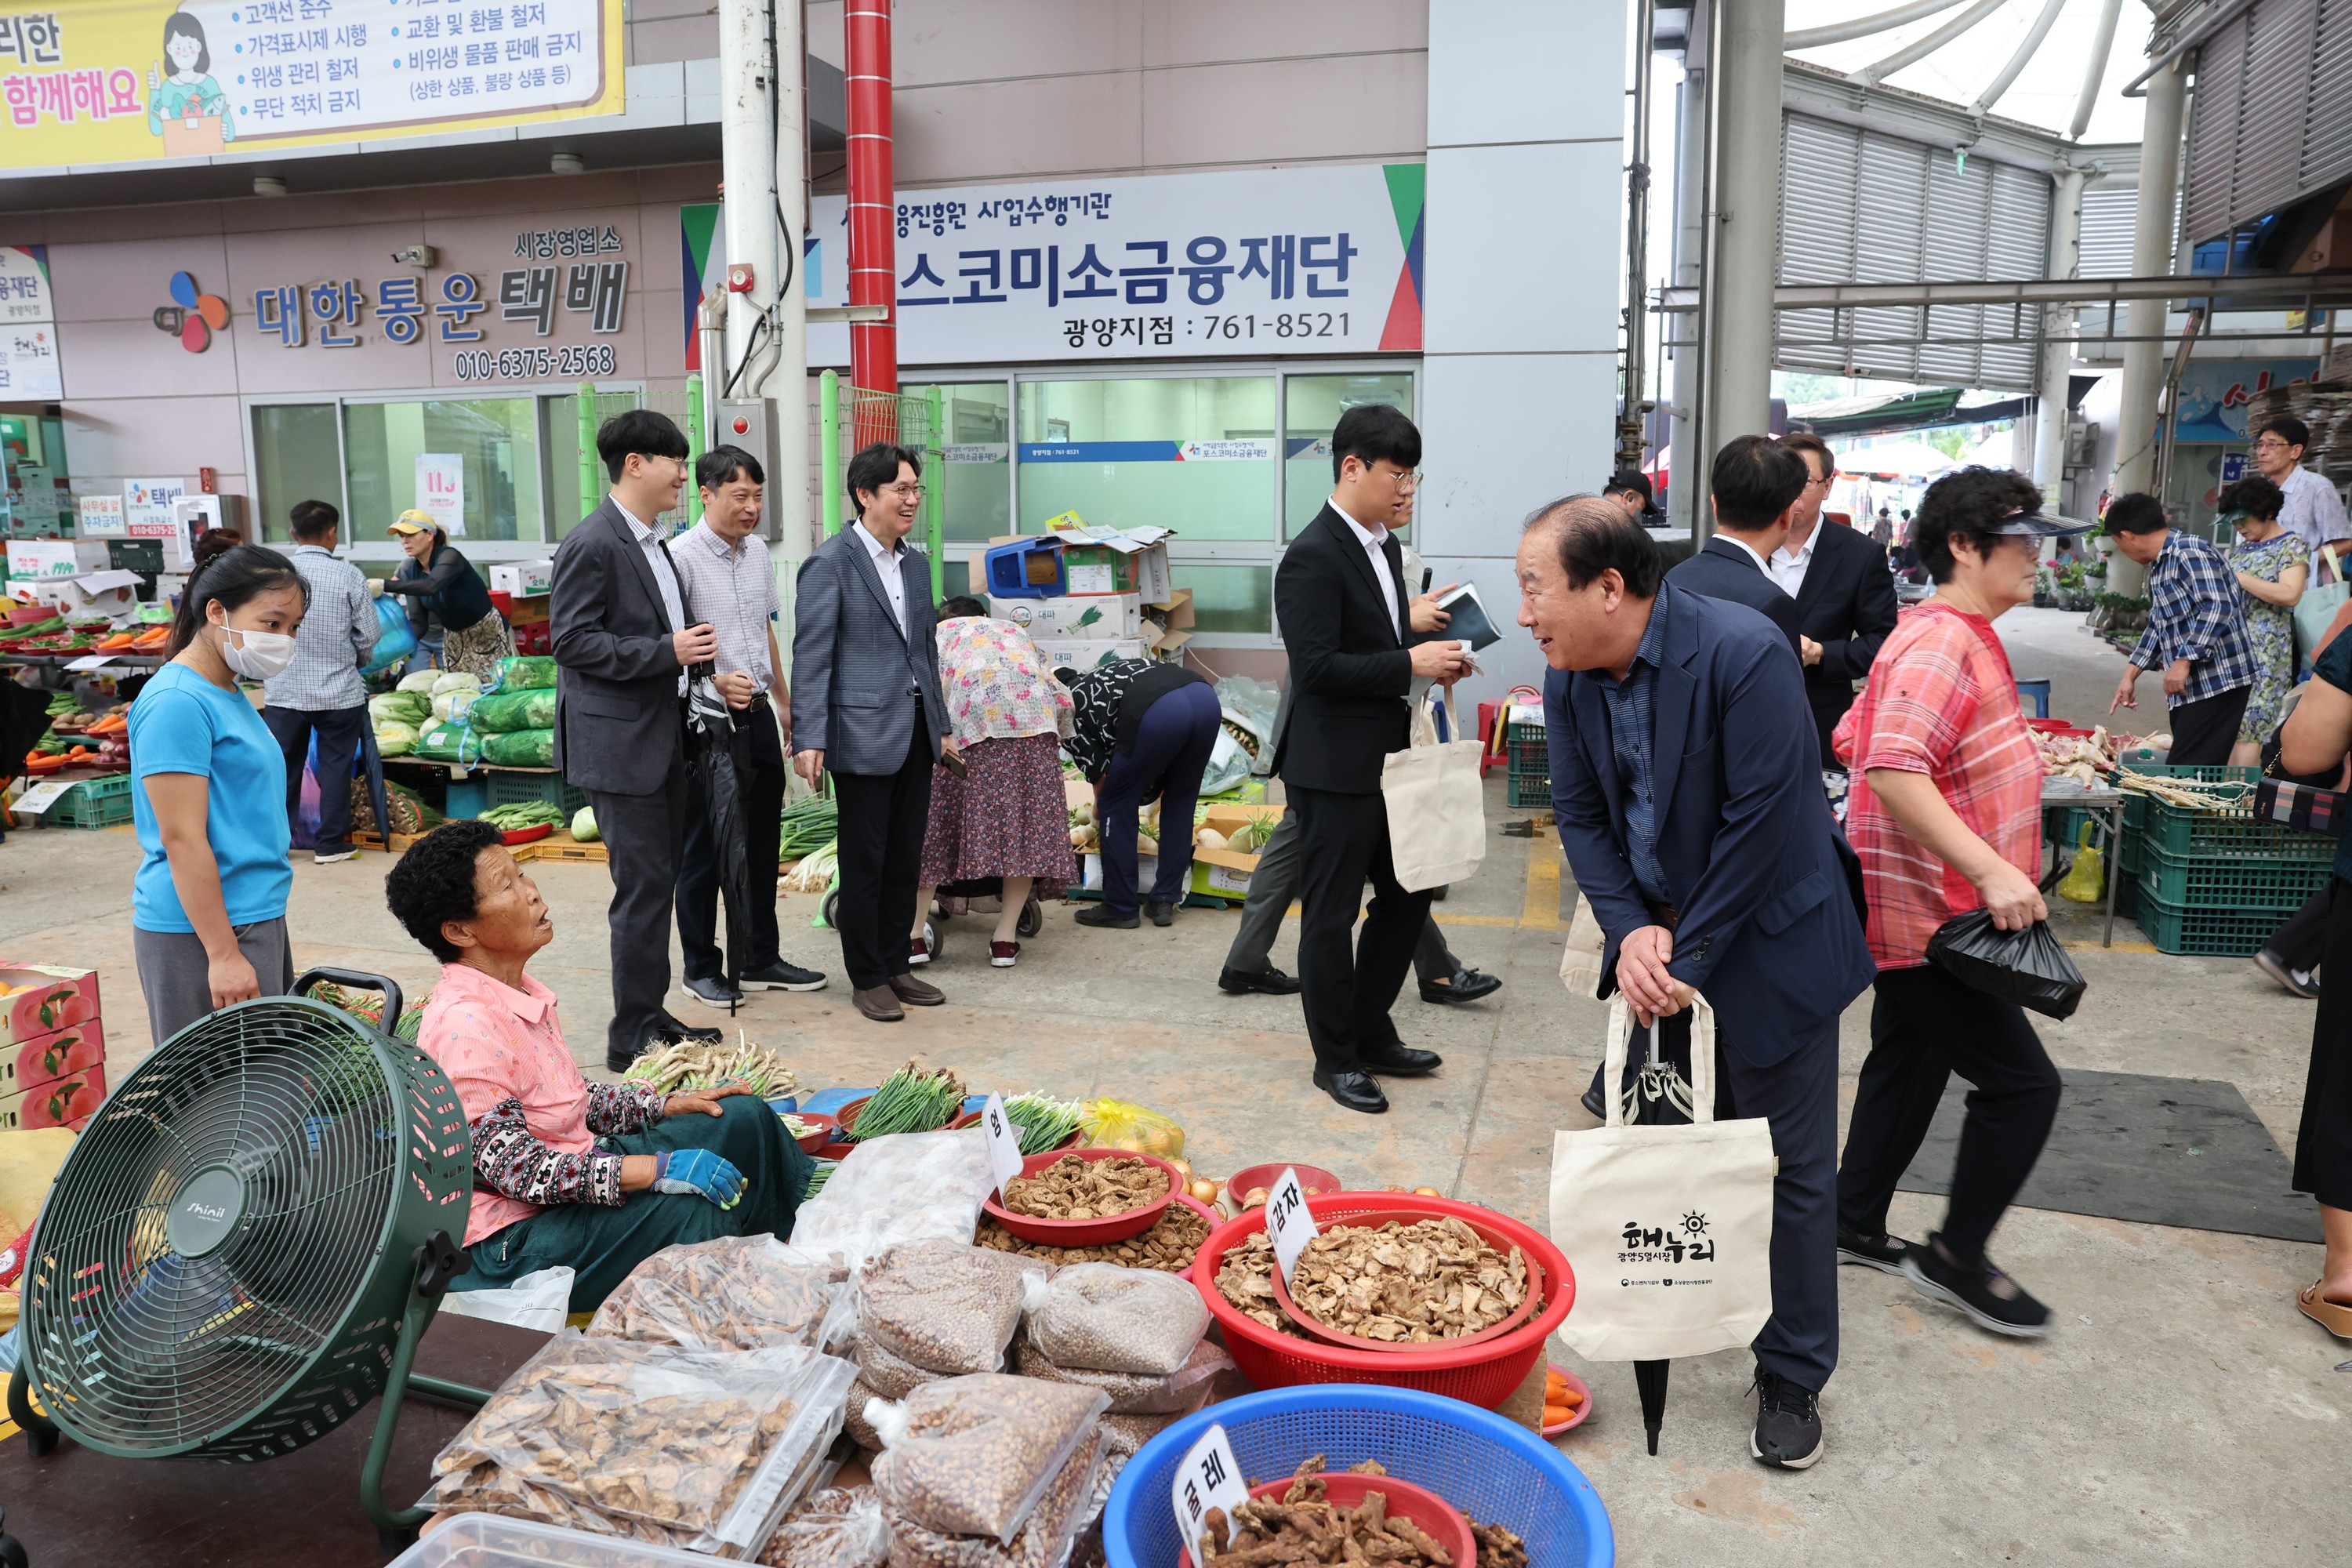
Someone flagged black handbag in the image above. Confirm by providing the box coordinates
[1925,909,2087,1020]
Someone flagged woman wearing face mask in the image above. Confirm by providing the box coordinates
[129,545,310,1044]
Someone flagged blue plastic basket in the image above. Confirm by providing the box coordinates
[1104,1385,1613,1568]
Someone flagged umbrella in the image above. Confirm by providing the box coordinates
[682,666,756,1012]
[1613,1016,1698,1457]
[357,724,392,855]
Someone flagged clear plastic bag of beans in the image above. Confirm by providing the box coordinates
[860,1240,1045,1375]
[867,1374,1109,1544]
[882,1428,1106,1568]
[855,1334,949,1401]
[762,1485,891,1568]
[1020,1262,1210,1374]
[1013,1331,1231,1415]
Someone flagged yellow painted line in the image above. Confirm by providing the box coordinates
[1520,846,1563,930]
[2062,938,2161,953]
[1431,913,1526,929]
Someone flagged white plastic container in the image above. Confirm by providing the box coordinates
[391,1512,719,1566]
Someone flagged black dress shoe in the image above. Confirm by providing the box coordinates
[605,1046,643,1075]
[1313,1069,1389,1114]
[1146,900,1177,927]
[659,1013,724,1045]
[1219,964,1302,996]
[1074,905,1139,929]
[1420,967,1501,1005]
[1358,1045,1442,1076]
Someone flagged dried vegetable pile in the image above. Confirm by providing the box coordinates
[1287,1217,1529,1343]
[975,1201,1210,1272]
[1198,1458,1456,1568]
[584,1236,851,1352]
[1214,1232,1308,1340]
[1000,1153,1168,1221]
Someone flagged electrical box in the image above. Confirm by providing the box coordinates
[712,400,776,502]
[2067,419,2097,470]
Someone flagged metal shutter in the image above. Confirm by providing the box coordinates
[2181,0,2347,248]
[2305,0,2352,194]
[2182,12,2249,245]
[1777,114,1861,358]
[2074,183,2140,341]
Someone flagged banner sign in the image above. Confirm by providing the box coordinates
[0,0,624,172]
[805,163,1426,365]
[2167,358,2322,444]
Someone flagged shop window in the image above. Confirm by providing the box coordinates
[1015,377,1276,541]
[1174,563,1273,636]
[252,404,343,543]
[1283,373,1414,539]
[343,398,542,543]
[903,382,1011,543]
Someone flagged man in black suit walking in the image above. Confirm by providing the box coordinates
[1273,405,1472,1114]
[1771,433,1899,767]
[1666,435,1807,662]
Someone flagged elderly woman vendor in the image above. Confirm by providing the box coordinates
[385,818,811,1310]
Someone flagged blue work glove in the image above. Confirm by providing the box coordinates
[651,1149,746,1209]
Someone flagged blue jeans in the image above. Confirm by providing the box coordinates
[401,636,444,676]
[1098,682,1221,916]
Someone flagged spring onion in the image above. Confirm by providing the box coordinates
[1002,1091,1086,1155]
[844,1060,966,1142]
[804,1163,835,1200]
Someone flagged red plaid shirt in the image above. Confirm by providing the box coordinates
[1833,603,2043,969]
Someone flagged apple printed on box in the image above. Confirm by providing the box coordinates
[0,964,99,1049]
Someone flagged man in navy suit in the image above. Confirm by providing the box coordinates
[1665,435,1807,662]
[1519,495,1875,1471]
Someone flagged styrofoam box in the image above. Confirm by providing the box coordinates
[490,561,555,596]
[393,1513,715,1568]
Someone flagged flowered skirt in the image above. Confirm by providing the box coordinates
[919,732,1075,894]
[441,610,517,681]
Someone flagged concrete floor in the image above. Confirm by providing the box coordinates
[3,609,2345,1565]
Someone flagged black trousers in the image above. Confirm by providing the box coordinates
[263,702,368,851]
[833,724,933,992]
[2269,886,2330,972]
[676,697,789,981]
[2295,879,2352,1209]
[1837,963,2063,1266]
[2165,684,2252,767]
[1290,784,1435,1073]
[585,750,694,1061]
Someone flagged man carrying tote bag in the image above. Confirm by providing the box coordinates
[1517,496,1873,1470]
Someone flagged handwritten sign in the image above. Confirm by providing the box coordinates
[9,781,68,817]
[1170,1423,1250,1564]
[416,453,466,538]
[1263,1167,1318,1283]
[979,1092,1025,1198]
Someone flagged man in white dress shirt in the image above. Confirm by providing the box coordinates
[2255,416,2352,581]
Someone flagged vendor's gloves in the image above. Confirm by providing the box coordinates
[368,578,386,598]
[652,1149,746,1209]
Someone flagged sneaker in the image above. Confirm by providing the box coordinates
[681,974,741,1011]
[1749,1370,1824,1469]
[1902,1235,2053,1338]
[1835,1225,1915,1276]
[1146,900,1177,927]
[313,846,359,865]
[989,940,1019,967]
[2253,949,2321,999]
[1074,905,1139,930]
[739,959,828,993]
[909,924,937,966]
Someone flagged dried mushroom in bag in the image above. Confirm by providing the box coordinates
[1022,1261,1210,1374]
[588,1235,855,1352]
[860,1240,1045,1375]
[1014,1330,1231,1416]
[868,1373,1110,1544]
[762,1485,891,1568]
[883,1428,1106,1568]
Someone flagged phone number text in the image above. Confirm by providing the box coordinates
[451,343,618,382]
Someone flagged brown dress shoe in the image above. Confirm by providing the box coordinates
[887,971,945,1007]
[854,985,906,1022]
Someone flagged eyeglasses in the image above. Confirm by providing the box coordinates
[2253,437,2295,452]
[1382,469,1422,492]
[880,482,926,499]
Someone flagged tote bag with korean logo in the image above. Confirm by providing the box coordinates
[1381,694,1486,892]
[1549,996,1777,1361]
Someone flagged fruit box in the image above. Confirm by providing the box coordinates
[1,1022,103,1098]
[0,1066,105,1131]
[0,965,99,1049]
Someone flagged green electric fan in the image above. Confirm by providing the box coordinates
[7,969,491,1552]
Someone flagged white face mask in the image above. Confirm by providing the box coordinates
[214,624,298,681]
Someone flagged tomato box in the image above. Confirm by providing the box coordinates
[0,1066,105,1131]
[0,964,99,1049]
[2,1023,103,1098]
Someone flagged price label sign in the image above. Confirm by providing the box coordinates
[9,780,68,817]
[1170,1422,1250,1563]
[1262,1167,1318,1283]
[979,1091,1025,1198]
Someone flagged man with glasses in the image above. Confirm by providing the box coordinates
[1774,433,1898,769]
[2254,418,2351,581]
[789,441,957,1024]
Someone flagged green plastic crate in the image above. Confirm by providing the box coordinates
[2127,880,2286,956]
[2133,842,2334,913]
[2119,764,2332,865]
[1505,720,1549,809]
[29,773,133,829]
[482,771,586,818]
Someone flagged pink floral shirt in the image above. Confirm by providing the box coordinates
[418,962,665,1247]
[935,615,1076,748]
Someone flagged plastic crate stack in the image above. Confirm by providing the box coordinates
[1505,714,1549,810]
[2117,764,2335,955]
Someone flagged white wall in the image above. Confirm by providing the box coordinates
[1417,0,1628,702]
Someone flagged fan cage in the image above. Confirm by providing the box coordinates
[21,997,470,1461]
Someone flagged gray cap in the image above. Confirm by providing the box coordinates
[1984,509,2094,537]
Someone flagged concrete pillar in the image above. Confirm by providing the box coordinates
[1667,21,1711,539]
[1704,0,1786,451]
[2110,56,2187,593]
[2035,168,2086,510]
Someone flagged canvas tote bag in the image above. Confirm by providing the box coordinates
[1549,996,1778,1361]
[2295,542,2349,677]
[1381,693,1486,892]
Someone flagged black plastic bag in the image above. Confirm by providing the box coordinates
[1925,909,2087,1020]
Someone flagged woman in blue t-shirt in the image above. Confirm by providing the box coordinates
[129,546,309,1044]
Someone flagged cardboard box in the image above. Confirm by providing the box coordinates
[1076,800,1281,902]
[0,964,99,1050]
[988,592,1142,641]
[490,561,555,597]
[1042,516,1177,604]
[1033,637,1146,675]
[4,541,111,579]
[42,569,143,625]
[1142,587,1194,655]
[1,1020,103,1099]
[503,593,550,626]
[0,1065,105,1132]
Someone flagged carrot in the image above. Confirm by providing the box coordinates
[1543,1403,1573,1425]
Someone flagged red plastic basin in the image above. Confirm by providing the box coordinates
[981,1147,1181,1246]
[1269,1207,1543,1353]
[1176,1472,1477,1568]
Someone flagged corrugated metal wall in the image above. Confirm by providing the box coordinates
[2180,0,2352,247]
[1777,111,2052,390]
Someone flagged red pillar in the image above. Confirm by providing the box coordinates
[845,0,897,449]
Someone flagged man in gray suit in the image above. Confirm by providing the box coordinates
[552,408,725,1070]
[790,442,958,1023]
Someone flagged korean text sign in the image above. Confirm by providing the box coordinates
[804,163,1427,365]
[0,0,623,172]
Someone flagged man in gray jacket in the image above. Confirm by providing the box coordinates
[551,409,724,1071]
[790,441,957,1023]
[261,498,377,865]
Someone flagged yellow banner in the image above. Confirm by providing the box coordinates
[0,0,623,171]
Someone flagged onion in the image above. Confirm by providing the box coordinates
[1189,1178,1220,1204]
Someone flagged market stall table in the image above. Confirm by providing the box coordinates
[2042,777,2126,947]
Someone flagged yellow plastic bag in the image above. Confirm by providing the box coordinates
[2058,823,2106,904]
[1080,1098,1185,1160]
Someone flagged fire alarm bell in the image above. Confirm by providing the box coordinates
[731,416,750,435]
[726,263,756,293]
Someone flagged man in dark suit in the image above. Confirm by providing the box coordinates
[1773,433,1899,766]
[1272,405,1471,1114]
[1519,495,1875,1471]
[791,442,956,1024]
[551,409,727,1071]
[1665,435,1806,662]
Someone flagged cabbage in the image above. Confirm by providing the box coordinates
[430,689,480,724]
[369,691,430,726]
[396,669,441,694]
[430,670,484,698]
[571,806,600,843]
[375,720,419,757]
